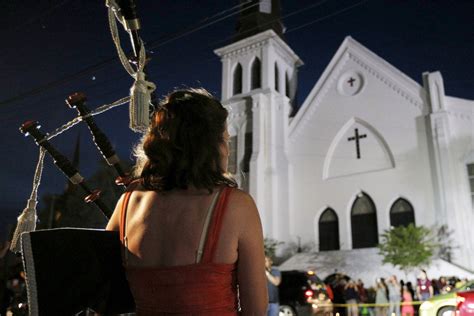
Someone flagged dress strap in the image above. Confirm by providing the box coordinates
[119,190,133,244]
[195,189,221,264]
[119,181,140,244]
[201,187,232,264]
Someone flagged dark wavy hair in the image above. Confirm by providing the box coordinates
[133,88,237,192]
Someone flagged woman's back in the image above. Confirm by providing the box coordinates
[107,184,268,315]
[121,184,239,267]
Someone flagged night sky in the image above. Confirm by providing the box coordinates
[0,0,473,237]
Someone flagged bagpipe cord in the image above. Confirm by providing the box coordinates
[106,0,156,133]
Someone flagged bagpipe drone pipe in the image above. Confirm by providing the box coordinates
[11,0,157,314]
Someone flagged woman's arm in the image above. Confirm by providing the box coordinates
[265,270,281,286]
[235,192,268,315]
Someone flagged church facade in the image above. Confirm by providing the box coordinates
[214,2,474,271]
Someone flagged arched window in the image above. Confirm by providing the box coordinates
[285,72,290,97]
[319,208,340,251]
[467,163,474,207]
[390,198,415,227]
[233,63,242,95]
[243,132,252,173]
[251,58,261,90]
[274,63,280,92]
[351,193,378,248]
[228,136,238,174]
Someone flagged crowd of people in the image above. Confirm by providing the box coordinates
[309,270,470,316]
[0,241,28,316]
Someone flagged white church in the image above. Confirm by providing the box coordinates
[214,1,474,275]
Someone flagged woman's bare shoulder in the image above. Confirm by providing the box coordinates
[227,187,256,208]
[226,187,260,226]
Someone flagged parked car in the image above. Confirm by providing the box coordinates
[456,290,474,316]
[279,270,327,316]
[419,281,474,316]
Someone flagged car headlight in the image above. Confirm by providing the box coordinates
[420,301,434,310]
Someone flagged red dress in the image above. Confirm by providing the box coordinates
[119,187,239,316]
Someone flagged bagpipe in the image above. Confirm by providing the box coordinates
[11,1,156,314]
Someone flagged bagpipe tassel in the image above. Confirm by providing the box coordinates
[10,199,38,253]
[129,70,156,133]
[10,148,45,253]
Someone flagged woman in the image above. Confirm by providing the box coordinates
[401,285,414,316]
[387,276,401,316]
[344,280,359,316]
[375,278,388,316]
[416,270,433,301]
[107,88,268,315]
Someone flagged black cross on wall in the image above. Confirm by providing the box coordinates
[347,77,356,87]
[347,128,367,159]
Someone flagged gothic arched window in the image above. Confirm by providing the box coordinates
[390,198,415,227]
[243,132,252,173]
[467,163,474,207]
[228,136,238,174]
[351,193,379,248]
[251,58,261,90]
[285,72,290,97]
[274,63,280,92]
[319,208,340,251]
[233,63,243,96]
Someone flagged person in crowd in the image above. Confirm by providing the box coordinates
[106,88,268,315]
[333,275,347,316]
[431,278,440,295]
[405,282,415,302]
[310,291,333,316]
[0,241,10,316]
[401,285,415,316]
[438,277,449,294]
[416,270,434,301]
[375,278,389,316]
[265,255,281,316]
[325,282,334,301]
[357,279,369,316]
[387,275,401,316]
[344,280,360,316]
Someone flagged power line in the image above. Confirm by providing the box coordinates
[0,1,258,109]
[286,0,368,34]
[0,0,366,118]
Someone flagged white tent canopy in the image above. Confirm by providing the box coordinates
[278,248,474,286]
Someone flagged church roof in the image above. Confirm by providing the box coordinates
[445,96,474,120]
[289,36,429,140]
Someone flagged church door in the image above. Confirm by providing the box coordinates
[351,193,378,248]
[390,198,415,227]
[318,208,340,251]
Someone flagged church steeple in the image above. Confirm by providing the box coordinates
[214,1,302,241]
[234,0,285,42]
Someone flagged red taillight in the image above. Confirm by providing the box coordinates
[305,290,314,298]
[456,294,466,310]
